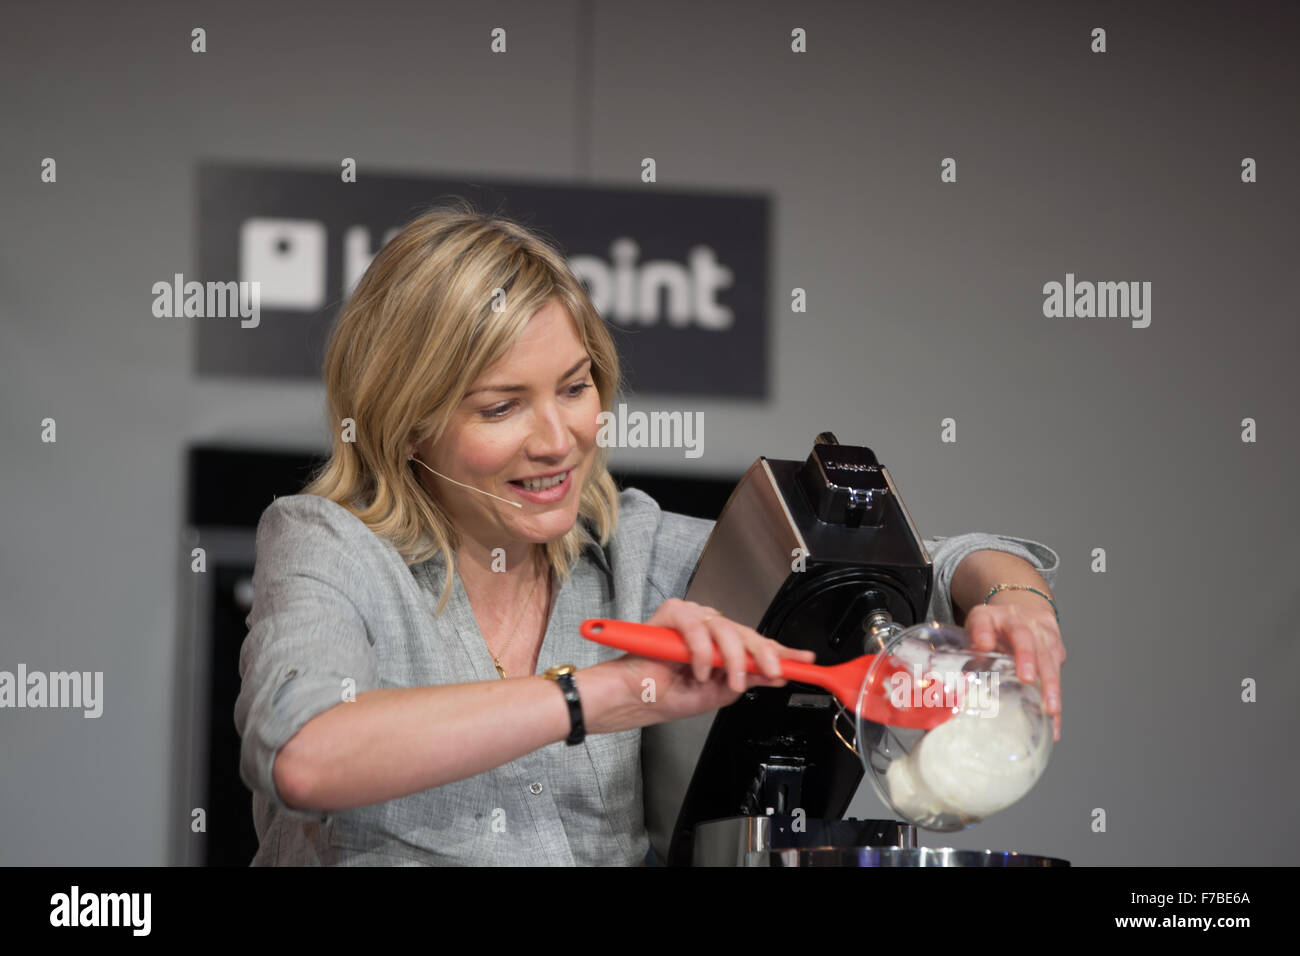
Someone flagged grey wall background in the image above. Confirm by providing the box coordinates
[2,0,1297,866]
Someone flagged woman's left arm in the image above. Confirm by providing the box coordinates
[951,549,1065,742]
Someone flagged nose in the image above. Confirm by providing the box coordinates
[527,399,577,461]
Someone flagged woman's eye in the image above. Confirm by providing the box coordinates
[479,383,589,420]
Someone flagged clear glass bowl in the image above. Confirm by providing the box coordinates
[854,622,1053,831]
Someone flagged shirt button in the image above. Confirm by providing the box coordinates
[529,782,543,795]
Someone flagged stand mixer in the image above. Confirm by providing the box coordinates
[637,432,1067,867]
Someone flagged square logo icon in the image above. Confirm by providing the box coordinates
[239,217,326,310]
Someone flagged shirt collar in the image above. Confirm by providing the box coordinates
[577,521,613,579]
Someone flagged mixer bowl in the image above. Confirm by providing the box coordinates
[853,622,1053,831]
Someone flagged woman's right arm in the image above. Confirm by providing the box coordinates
[274,661,630,813]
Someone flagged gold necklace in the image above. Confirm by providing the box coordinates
[484,556,548,679]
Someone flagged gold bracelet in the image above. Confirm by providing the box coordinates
[982,584,1059,624]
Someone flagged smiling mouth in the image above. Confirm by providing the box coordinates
[508,469,570,492]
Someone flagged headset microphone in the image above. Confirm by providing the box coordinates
[409,455,524,509]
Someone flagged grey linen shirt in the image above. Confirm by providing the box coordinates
[234,488,1059,866]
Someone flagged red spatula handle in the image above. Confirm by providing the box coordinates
[579,618,828,684]
[581,618,729,667]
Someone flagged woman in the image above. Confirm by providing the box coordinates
[234,200,1065,865]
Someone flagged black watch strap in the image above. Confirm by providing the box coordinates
[545,665,585,745]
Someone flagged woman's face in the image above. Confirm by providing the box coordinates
[411,299,603,551]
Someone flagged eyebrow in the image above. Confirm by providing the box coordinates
[465,356,592,397]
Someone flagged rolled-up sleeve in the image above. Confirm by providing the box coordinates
[921,533,1060,625]
[233,496,379,823]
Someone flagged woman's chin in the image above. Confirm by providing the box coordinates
[522,509,579,543]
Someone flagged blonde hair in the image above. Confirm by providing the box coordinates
[303,198,623,614]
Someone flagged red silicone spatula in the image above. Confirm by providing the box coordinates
[579,618,955,731]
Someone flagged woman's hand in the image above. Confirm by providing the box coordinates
[608,598,817,726]
[963,594,1065,741]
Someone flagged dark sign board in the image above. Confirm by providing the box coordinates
[195,164,769,398]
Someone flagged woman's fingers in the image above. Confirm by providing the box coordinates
[1027,618,1064,743]
[658,599,812,688]
[1000,607,1065,742]
[966,604,998,651]
[948,600,1065,742]
[745,634,785,681]
[708,617,753,691]
[677,613,718,683]
[774,641,817,663]
[1005,606,1040,685]
[1033,622,1062,717]
[672,602,745,687]
[716,621,809,687]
